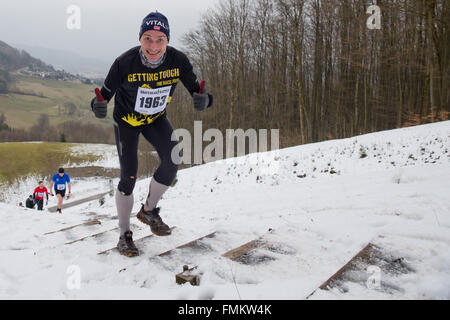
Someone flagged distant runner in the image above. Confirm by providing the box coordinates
[49,168,71,214]
[33,181,49,211]
[25,195,35,209]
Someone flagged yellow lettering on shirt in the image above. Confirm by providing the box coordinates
[127,68,180,84]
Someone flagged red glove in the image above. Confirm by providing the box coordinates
[91,88,108,118]
[95,88,105,102]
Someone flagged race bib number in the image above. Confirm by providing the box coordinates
[57,184,66,191]
[134,86,171,115]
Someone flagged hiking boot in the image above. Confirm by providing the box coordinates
[137,205,171,236]
[117,231,139,257]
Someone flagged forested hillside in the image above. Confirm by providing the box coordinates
[167,0,449,148]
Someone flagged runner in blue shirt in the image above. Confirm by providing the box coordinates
[49,168,72,214]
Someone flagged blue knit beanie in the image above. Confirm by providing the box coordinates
[139,12,170,41]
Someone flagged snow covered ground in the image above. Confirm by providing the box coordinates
[0,121,449,300]
[68,143,119,169]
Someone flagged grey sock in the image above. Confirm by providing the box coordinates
[145,178,169,211]
[115,190,134,236]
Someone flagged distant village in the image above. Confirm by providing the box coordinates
[16,64,103,86]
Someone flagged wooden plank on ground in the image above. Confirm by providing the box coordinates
[305,242,374,299]
[157,231,216,257]
[47,191,110,212]
[65,227,119,245]
[221,239,266,260]
[97,226,177,255]
[221,229,275,261]
[44,219,101,235]
[173,229,278,286]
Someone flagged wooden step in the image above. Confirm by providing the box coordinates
[306,242,374,299]
[97,226,177,255]
[44,219,101,235]
[157,231,216,257]
[47,191,110,212]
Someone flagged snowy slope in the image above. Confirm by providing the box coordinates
[0,121,449,300]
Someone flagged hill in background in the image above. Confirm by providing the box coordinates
[0,41,112,142]
[10,43,109,79]
[0,40,54,73]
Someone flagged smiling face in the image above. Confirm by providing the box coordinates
[140,30,168,62]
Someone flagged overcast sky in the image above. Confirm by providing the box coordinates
[0,0,220,63]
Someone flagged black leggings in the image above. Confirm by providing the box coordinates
[114,114,179,195]
[36,199,44,211]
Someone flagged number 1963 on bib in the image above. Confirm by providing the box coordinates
[135,85,172,115]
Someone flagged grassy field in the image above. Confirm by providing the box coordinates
[0,75,113,129]
[0,142,101,184]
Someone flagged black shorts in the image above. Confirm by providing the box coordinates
[55,189,66,198]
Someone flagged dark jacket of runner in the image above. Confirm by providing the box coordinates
[99,45,212,127]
